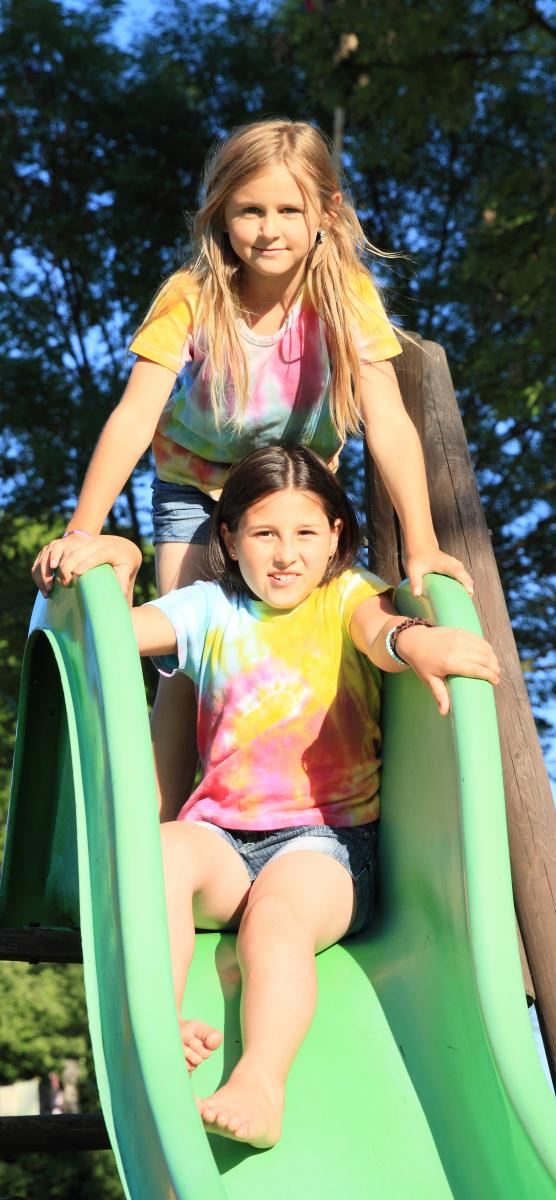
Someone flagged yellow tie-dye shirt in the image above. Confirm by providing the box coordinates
[150,567,393,829]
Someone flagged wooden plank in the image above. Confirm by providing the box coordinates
[516,918,535,1006]
[0,1112,109,1153]
[0,928,82,963]
[364,334,425,584]
[364,443,403,584]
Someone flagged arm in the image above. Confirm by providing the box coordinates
[51,532,178,655]
[350,592,499,715]
[360,360,474,597]
[32,357,177,595]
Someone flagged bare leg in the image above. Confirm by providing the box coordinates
[198,851,356,1146]
[151,543,208,823]
[160,820,251,1071]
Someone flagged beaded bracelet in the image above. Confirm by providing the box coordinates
[62,529,92,539]
[385,617,436,666]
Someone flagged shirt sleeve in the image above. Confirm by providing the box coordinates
[338,567,395,633]
[129,274,199,374]
[350,272,402,364]
[147,580,216,680]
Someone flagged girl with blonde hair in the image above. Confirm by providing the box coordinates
[33,117,472,820]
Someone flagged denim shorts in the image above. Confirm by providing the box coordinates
[151,478,217,545]
[194,821,378,936]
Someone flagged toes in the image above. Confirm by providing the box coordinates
[188,1035,211,1059]
[199,1096,251,1138]
[185,1049,203,1072]
[179,1020,222,1071]
[179,1020,222,1054]
[204,1028,223,1050]
[205,1106,241,1134]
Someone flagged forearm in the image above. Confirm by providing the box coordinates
[364,413,438,554]
[356,611,434,676]
[68,404,157,535]
[122,550,142,607]
[366,616,409,674]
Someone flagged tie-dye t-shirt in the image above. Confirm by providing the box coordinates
[129,272,402,498]
[149,567,393,830]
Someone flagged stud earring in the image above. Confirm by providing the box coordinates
[316,228,326,244]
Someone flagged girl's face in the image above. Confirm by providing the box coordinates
[221,488,342,609]
[223,163,329,287]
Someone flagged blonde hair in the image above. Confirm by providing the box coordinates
[136,118,399,440]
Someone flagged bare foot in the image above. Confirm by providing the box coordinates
[197,1061,284,1148]
[179,1017,222,1073]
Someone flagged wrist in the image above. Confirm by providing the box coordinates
[405,534,439,558]
[389,618,436,665]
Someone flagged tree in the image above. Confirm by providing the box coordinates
[0,0,214,537]
[272,0,555,729]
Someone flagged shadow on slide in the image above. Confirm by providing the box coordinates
[1,568,555,1199]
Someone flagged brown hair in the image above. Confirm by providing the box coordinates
[207,444,360,592]
[135,118,400,439]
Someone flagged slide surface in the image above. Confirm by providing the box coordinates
[1,568,555,1199]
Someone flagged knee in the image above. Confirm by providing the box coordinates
[238,888,305,950]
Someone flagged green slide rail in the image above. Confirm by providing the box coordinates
[0,568,555,1199]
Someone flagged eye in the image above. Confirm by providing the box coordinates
[282,207,303,215]
[254,529,274,538]
[242,206,262,215]
[298,528,317,537]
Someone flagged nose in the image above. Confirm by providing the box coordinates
[273,538,296,566]
[259,213,279,240]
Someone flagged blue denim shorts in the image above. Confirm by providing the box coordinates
[194,821,378,936]
[151,478,217,545]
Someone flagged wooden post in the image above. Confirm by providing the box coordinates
[0,927,82,963]
[365,335,556,1081]
[0,1112,109,1153]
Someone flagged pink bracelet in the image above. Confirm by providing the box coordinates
[62,529,93,539]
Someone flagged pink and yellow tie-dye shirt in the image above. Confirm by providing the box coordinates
[129,272,402,498]
[150,567,393,830]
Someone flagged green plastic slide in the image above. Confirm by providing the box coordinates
[1,569,555,1199]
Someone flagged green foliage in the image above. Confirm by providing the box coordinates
[0,1147,124,1199]
[0,957,124,1196]
[0,962,88,1084]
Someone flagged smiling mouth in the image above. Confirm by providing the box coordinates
[268,572,301,585]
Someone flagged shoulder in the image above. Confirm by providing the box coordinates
[337,565,391,596]
[332,567,394,624]
[347,270,386,316]
[346,270,402,361]
[150,579,224,624]
[349,269,380,299]
[129,269,201,368]
[147,268,200,325]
